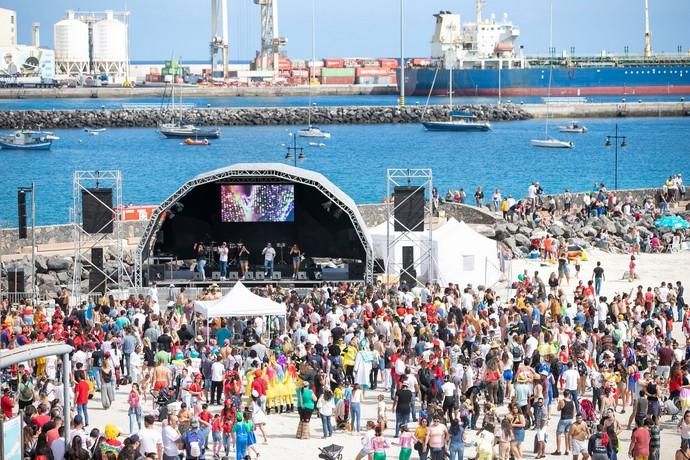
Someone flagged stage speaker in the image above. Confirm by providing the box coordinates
[297,271,307,280]
[399,267,417,287]
[228,271,239,281]
[244,271,254,280]
[82,188,113,234]
[394,186,425,232]
[7,268,24,293]
[272,272,282,280]
[348,263,365,280]
[373,258,385,274]
[17,190,27,239]
[148,264,166,282]
[212,271,221,281]
[402,246,414,271]
[89,247,106,293]
[255,272,265,281]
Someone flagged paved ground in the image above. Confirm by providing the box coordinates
[82,249,690,459]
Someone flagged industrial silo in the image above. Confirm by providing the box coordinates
[54,10,89,75]
[92,10,128,80]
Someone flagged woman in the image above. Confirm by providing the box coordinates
[238,243,251,279]
[18,374,35,410]
[678,410,690,449]
[23,425,36,459]
[497,417,514,460]
[64,435,90,460]
[510,404,526,460]
[100,359,115,409]
[290,244,302,279]
[448,418,465,460]
[397,424,415,460]
[296,381,317,439]
[414,417,429,460]
[128,383,143,434]
[317,390,336,438]
[251,392,268,444]
[474,186,484,207]
[628,255,637,282]
[350,383,363,433]
[676,440,690,460]
[34,432,53,460]
[371,426,390,460]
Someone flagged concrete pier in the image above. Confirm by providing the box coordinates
[523,101,690,118]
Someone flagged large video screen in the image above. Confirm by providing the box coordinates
[220,184,295,222]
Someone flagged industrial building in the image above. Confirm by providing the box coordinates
[0,8,17,47]
[54,10,129,81]
[0,9,56,82]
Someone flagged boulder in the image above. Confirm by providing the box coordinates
[503,237,521,257]
[35,255,49,274]
[514,233,531,247]
[518,226,532,237]
[36,272,58,286]
[581,226,598,237]
[505,223,519,234]
[47,256,71,271]
[494,225,510,241]
[56,271,70,285]
[548,224,565,238]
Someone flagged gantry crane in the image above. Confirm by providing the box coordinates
[254,0,287,75]
[211,0,229,79]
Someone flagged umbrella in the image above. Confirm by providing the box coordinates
[654,215,690,230]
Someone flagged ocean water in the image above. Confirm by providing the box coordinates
[1,116,689,226]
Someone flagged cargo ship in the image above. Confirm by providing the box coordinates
[401,0,690,98]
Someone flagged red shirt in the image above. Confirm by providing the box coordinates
[1,394,14,417]
[199,410,213,425]
[32,414,51,429]
[630,426,650,456]
[251,377,267,397]
[75,380,90,405]
[46,427,60,446]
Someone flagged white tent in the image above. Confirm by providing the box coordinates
[370,218,503,287]
[193,281,287,318]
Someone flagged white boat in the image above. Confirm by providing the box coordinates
[558,121,588,133]
[298,0,330,140]
[0,129,58,150]
[530,138,574,149]
[84,127,107,133]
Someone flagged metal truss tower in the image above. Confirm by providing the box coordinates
[254,0,287,75]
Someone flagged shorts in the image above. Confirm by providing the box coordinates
[358,448,373,458]
[571,439,588,454]
[212,431,222,443]
[556,419,573,434]
[154,380,167,391]
[204,378,212,392]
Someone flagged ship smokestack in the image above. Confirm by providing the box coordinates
[476,0,484,26]
[32,22,40,47]
[644,0,652,57]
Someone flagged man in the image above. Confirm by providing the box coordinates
[181,417,208,460]
[569,414,590,460]
[218,242,229,280]
[629,418,651,460]
[262,242,276,277]
[657,339,674,379]
[587,424,609,460]
[90,346,105,391]
[562,361,582,416]
[74,374,90,427]
[553,391,576,456]
[392,381,413,437]
[425,417,450,460]
[139,415,164,459]
[210,355,225,405]
[162,414,181,460]
[592,262,605,297]
[68,415,88,449]
[122,326,138,381]
[1,387,14,417]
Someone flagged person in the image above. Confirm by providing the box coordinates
[63,435,90,460]
[562,362,581,416]
[535,419,547,459]
[100,358,115,409]
[217,242,229,279]
[497,417,513,460]
[448,418,465,460]
[425,417,449,460]
[128,383,143,434]
[510,404,526,460]
[677,410,690,450]
[194,242,207,281]
[261,242,276,278]
[290,243,302,278]
[629,419,650,460]
[1,387,14,417]
[18,373,34,410]
[393,382,413,437]
[238,242,250,279]
[74,374,90,427]
[317,389,336,438]
[414,418,429,460]
[553,391,575,456]
[139,415,163,459]
[629,255,637,282]
[569,414,590,460]
[232,412,250,460]
[350,383,363,433]
[296,381,316,439]
[162,414,181,460]
[371,426,390,460]
[355,421,376,460]
[181,417,207,460]
[676,439,690,460]
[397,424,415,460]
[210,355,225,405]
[592,262,605,296]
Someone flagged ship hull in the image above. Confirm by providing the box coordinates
[401,65,690,97]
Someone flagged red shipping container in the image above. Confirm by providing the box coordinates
[412,58,432,66]
[324,58,345,68]
[356,67,391,77]
[321,76,355,85]
[379,58,398,68]
[278,58,292,71]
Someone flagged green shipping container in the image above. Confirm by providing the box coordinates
[320,67,355,77]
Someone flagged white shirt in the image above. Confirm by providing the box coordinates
[211,361,225,381]
[525,336,539,359]
[162,424,181,456]
[218,246,229,262]
[139,426,163,455]
[563,368,579,391]
[68,428,88,449]
[318,328,331,347]
[441,381,456,398]
[262,246,276,261]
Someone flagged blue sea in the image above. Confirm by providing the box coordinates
[1,116,689,226]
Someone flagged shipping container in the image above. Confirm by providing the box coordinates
[321,76,355,85]
[291,69,309,78]
[323,58,345,68]
[356,67,392,77]
[149,67,161,75]
[412,58,432,66]
[379,58,398,69]
[344,58,359,68]
[278,58,292,71]
[356,75,397,85]
[291,59,307,69]
[307,60,324,68]
[321,67,356,77]
[362,60,380,68]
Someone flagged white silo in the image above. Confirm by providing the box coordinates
[92,10,128,78]
[54,10,89,75]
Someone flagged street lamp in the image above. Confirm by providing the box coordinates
[605,124,628,190]
[283,132,305,167]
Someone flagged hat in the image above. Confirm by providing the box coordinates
[539,369,549,376]
[251,389,259,398]
[236,412,244,422]
[190,417,200,428]
[302,381,310,387]
[195,335,204,343]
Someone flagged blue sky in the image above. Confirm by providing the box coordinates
[4,0,690,61]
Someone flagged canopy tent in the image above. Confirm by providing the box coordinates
[370,217,503,287]
[193,281,286,318]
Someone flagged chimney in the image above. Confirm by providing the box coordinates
[32,22,40,48]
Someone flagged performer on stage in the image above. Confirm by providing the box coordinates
[218,242,229,280]
[290,244,302,279]
[238,242,251,280]
[193,242,207,280]
[262,242,276,278]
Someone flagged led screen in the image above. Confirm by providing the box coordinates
[220,184,295,222]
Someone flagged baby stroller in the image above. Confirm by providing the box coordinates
[580,399,597,427]
[318,444,344,460]
[152,387,174,421]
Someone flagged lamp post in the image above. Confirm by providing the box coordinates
[283,132,305,167]
[399,0,405,106]
[605,124,628,190]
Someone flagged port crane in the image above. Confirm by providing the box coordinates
[210,0,287,80]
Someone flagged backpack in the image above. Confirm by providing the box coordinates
[20,382,33,400]
[512,344,523,361]
[186,429,202,458]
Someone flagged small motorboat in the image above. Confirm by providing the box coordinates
[558,121,588,133]
[84,127,107,133]
[530,138,574,149]
[0,129,58,150]
[308,142,326,148]
[298,125,331,138]
[183,138,210,146]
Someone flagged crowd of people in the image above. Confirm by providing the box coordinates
[2,252,690,460]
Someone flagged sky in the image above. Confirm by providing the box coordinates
[3,0,690,61]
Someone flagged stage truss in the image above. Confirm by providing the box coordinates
[386,168,435,286]
[71,170,134,303]
[134,165,374,287]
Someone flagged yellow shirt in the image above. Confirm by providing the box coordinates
[415,426,427,443]
[342,345,357,367]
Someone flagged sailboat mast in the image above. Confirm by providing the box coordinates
[449,66,453,108]
[545,0,554,138]
[307,0,315,127]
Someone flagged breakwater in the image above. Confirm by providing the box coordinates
[523,101,690,118]
[0,104,530,129]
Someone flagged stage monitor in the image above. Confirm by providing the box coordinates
[82,188,114,234]
[220,184,295,223]
[394,186,425,232]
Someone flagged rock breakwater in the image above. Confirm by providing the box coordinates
[0,104,531,129]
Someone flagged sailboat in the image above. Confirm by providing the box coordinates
[298,0,330,139]
[159,60,220,139]
[531,1,573,149]
[422,66,491,132]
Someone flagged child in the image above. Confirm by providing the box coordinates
[211,413,222,459]
[376,394,387,432]
[535,419,547,459]
[628,255,636,282]
[221,413,234,458]
[574,255,581,279]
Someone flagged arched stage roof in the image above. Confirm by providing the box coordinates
[134,163,374,286]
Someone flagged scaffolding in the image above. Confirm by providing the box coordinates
[385,168,435,287]
[71,170,132,304]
